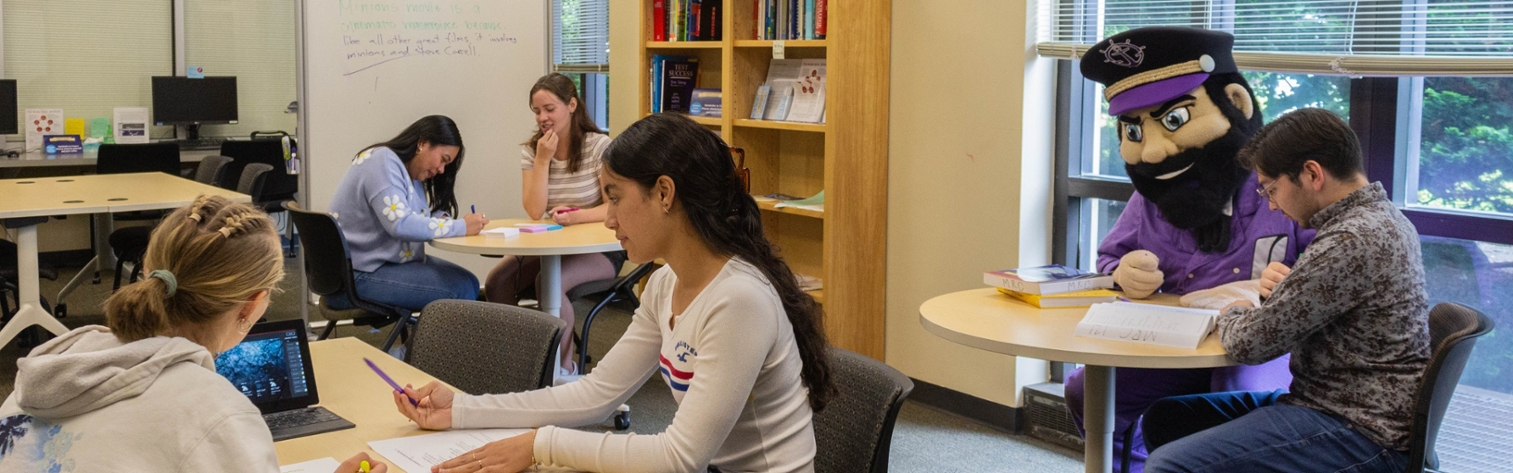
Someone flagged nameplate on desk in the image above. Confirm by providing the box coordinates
[43,135,83,154]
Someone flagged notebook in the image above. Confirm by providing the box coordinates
[215,319,355,441]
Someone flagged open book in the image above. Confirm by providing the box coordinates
[1073,302,1219,349]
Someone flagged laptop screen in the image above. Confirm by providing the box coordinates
[214,319,320,414]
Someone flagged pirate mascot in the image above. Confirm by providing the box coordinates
[1064,27,1315,473]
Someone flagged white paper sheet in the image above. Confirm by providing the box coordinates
[369,429,532,473]
[481,227,521,238]
[280,457,342,473]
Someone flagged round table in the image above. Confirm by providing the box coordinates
[430,219,621,318]
[919,288,1236,473]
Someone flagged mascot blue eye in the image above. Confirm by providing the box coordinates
[1123,123,1143,142]
[1161,107,1190,131]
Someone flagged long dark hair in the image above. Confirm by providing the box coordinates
[604,113,833,411]
[524,73,603,173]
[360,115,465,215]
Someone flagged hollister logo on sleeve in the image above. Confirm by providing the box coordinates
[660,341,698,392]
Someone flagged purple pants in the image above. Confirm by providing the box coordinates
[1063,356,1292,473]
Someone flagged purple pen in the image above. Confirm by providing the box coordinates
[364,357,419,406]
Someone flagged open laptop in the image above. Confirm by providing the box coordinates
[214,319,355,441]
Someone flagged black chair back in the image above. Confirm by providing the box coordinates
[1406,302,1495,472]
[407,300,566,394]
[97,143,180,176]
[220,140,296,200]
[194,155,235,187]
[238,163,274,199]
[283,202,359,300]
[813,348,914,473]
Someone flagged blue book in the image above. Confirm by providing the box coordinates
[789,0,799,39]
[651,55,668,113]
[804,0,815,40]
[765,0,776,40]
[689,88,722,118]
[659,57,700,113]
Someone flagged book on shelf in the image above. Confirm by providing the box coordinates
[650,55,699,113]
[983,264,1114,295]
[689,88,722,118]
[1073,301,1219,349]
[815,0,826,38]
[785,59,826,123]
[752,0,826,40]
[759,59,802,120]
[750,85,772,119]
[653,0,666,41]
[795,273,823,292]
[773,190,823,212]
[995,287,1119,309]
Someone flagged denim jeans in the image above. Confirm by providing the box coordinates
[1142,391,1408,473]
[327,256,479,312]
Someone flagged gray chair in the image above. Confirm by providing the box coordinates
[405,300,566,395]
[813,348,914,473]
[1405,302,1495,473]
[238,162,275,197]
[194,155,235,188]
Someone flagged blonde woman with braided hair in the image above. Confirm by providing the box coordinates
[0,195,388,473]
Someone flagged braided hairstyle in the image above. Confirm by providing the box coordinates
[105,195,285,343]
[360,115,466,215]
[603,113,834,411]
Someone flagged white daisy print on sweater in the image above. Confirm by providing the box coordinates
[399,243,414,262]
[353,150,373,166]
[382,196,407,221]
[428,218,453,237]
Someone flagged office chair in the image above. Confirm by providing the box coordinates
[221,139,298,257]
[568,263,656,373]
[1404,302,1495,473]
[406,300,566,395]
[283,202,414,353]
[813,347,914,473]
[97,143,182,289]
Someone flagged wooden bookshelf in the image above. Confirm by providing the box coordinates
[639,0,889,359]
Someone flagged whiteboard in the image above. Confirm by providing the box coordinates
[300,0,545,276]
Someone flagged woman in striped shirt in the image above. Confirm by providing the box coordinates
[485,73,624,377]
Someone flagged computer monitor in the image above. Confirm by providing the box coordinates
[151,76,238,139]
[0,80,17,135]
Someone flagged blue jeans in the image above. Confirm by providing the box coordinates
[1142,391,1407,473]
[328,257,480,312]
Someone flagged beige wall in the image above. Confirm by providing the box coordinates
[607,0,1058,408]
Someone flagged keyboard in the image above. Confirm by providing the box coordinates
[175,137,228,150]
[263,406,355,441]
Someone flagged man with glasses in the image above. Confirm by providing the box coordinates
[1065,27,1315,473]
[1140,108,1429,473]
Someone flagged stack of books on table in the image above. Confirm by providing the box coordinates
[983,264,1116,308]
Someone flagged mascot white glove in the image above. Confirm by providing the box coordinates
[1112,250,1164,299]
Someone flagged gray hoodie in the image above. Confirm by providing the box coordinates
[0,326,278,472]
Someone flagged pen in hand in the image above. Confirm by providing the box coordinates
[552,206,580,215]
[365,358,419,406]
[471,204,476,214]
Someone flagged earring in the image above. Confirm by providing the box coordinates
[663,206,670,214]
[237,318,253,334]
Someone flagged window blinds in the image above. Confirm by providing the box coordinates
[185,0,297,138]
[3,0,172,139]
[1036,0,1513,76]
[553,0,610,74]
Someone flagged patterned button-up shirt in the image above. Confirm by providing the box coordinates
[1217,182,1429,450]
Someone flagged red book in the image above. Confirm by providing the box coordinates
[654,0,667,41]
[692,2,702,40]
[815,0,826,38]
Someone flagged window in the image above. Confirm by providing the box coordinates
[1045,2,1513,471]
[185,0,297,138]
[4,0,172,142]
[551,0,610,130]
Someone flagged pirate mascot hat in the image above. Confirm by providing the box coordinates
[1081,27,1239,116]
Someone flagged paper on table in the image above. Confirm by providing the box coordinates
[369,429,532,473]
[481,227,521,238]
[280,457,341,473]
[1073,301,1219,349]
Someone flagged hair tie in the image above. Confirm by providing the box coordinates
[148,269,178,297]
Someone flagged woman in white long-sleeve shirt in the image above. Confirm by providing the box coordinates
[392,113,834,473]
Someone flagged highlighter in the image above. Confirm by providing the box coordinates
[364,357,419,406]
[359,460,371,473]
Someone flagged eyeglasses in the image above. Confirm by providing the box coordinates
[1256,179,1280,201]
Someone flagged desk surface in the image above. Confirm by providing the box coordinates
[275,338,453,468]
[0,147,220,168]
[0,172,249,219]
[919,288,1235,369]
[430,219,622,256]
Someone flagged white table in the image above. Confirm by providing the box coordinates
[0,172,249,347]
[919,288,1235,473]
[430,219,621,319]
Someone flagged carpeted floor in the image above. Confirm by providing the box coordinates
[3,260,1082,472]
